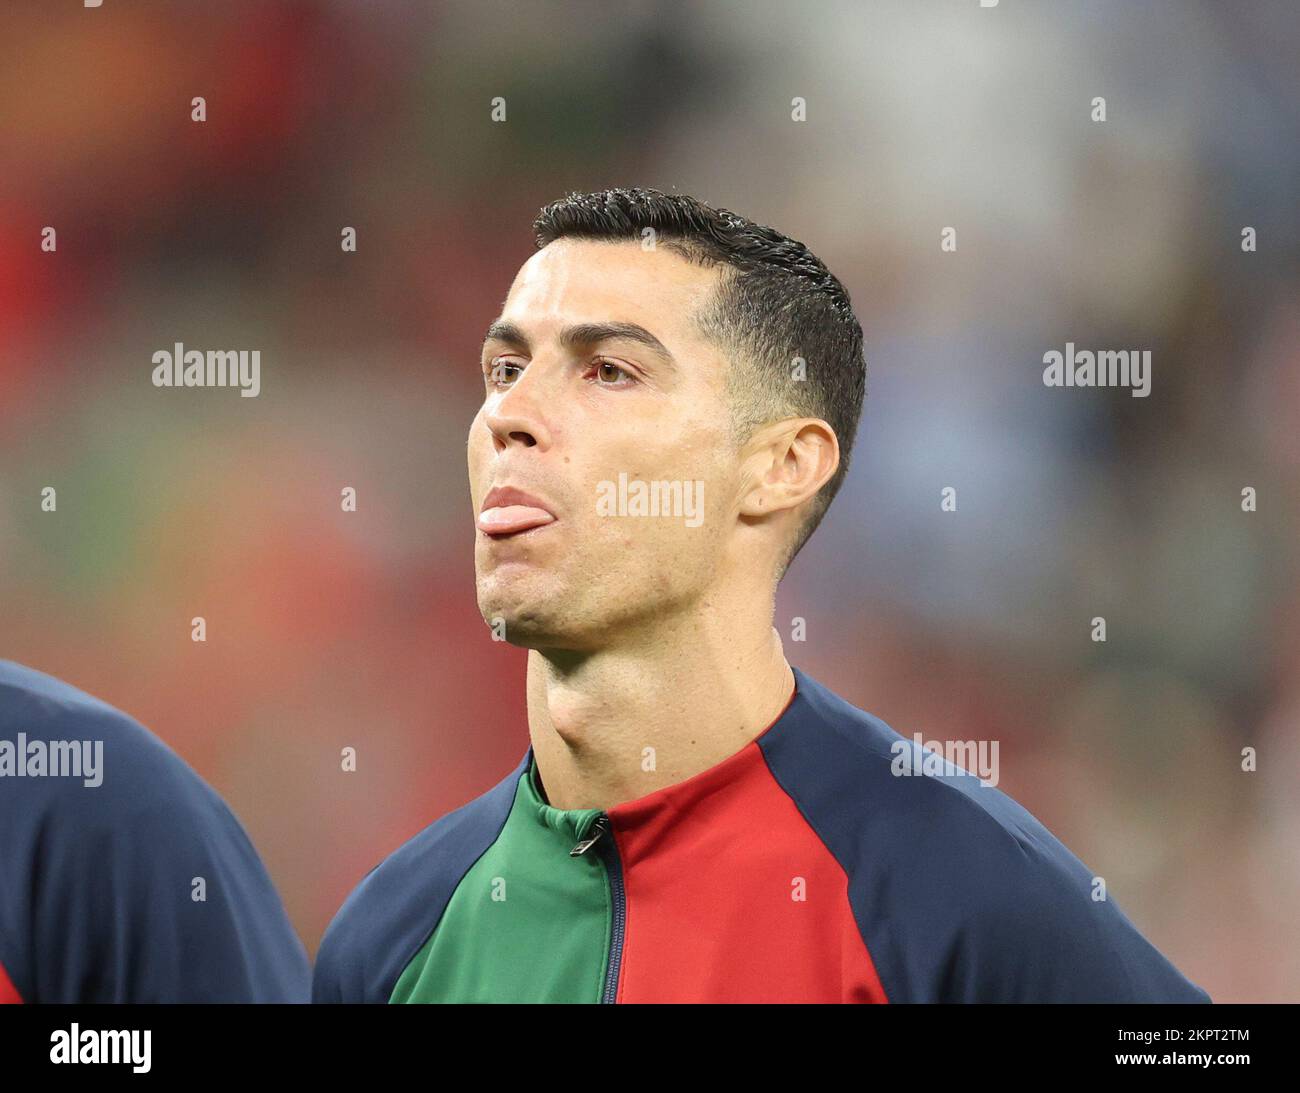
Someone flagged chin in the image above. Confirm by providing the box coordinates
[476,589,608,653]
[478,580,555,641]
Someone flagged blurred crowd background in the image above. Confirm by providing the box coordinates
[2,1,1297,1002]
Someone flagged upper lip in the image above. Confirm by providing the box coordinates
[480,485,555,516]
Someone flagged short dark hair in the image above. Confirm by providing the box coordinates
[533,187,866,575]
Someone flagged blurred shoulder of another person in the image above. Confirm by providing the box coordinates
[0,659,309,1003]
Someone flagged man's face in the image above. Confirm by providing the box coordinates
[468,238,741,651]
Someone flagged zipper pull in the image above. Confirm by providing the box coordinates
[570,814,610,856]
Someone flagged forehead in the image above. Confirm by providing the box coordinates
[499,238,724,344]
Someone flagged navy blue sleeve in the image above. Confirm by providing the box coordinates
[908,782,1215,1003]
[0,661,310,1003]
[761,668,1213,1004]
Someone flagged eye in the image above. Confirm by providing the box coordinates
[590,358,634,386]
[485,359,523,387]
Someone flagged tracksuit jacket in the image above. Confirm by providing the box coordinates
[313,667,1212,1004]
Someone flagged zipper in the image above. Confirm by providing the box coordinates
[570,813,626,1004]
[569,814,608,857]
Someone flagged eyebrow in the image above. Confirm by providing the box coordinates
[482,319,677,371]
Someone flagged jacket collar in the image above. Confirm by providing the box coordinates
[519,667,805,831]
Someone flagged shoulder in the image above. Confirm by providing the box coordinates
[0,659,248,850]
[0,660,309,1002]
[312,752,528,1003]
[761,669,1211,1003]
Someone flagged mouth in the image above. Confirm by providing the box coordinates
[478,485,558,538]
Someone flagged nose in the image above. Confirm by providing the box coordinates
[481,364,552,452]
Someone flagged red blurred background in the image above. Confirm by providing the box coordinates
[2,1,1297,1001]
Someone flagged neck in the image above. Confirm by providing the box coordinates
[526,592,795,811]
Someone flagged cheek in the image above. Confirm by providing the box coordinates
[660,424,736,516]
[467,415,489,486]
[566,409,733,535]
[468,407,488,450]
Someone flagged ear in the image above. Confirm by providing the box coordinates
[737,419,839,519]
